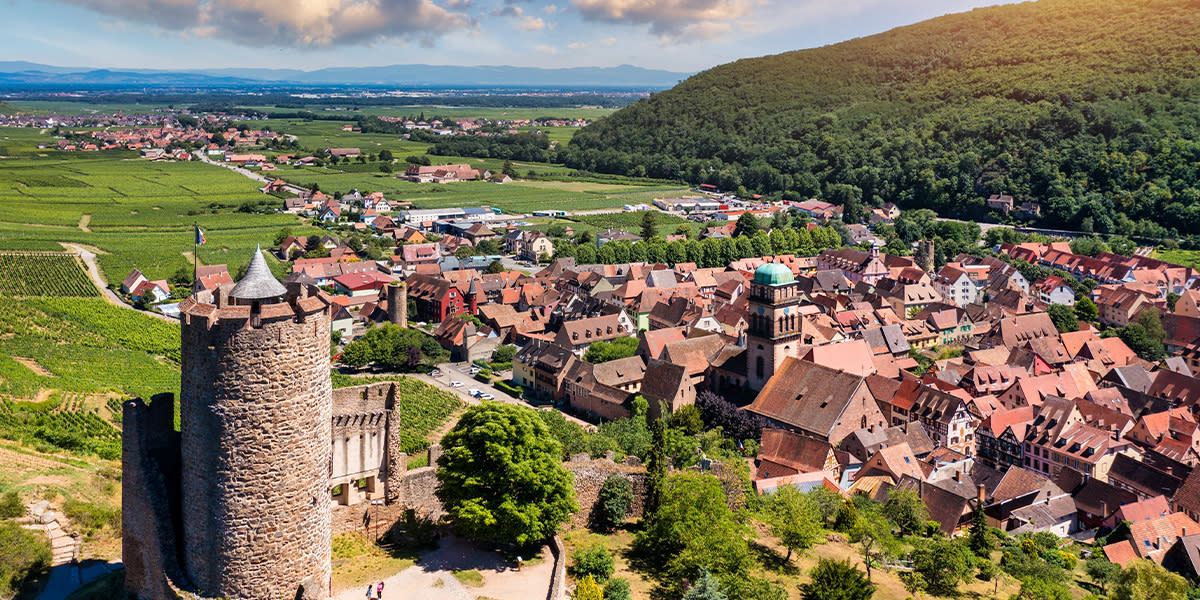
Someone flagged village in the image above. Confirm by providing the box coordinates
[108,174,1200,581]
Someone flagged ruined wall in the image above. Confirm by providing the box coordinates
[180,301,332,600]
[565,454,648,528]
[122,394,186,600]
[331,444,445,536]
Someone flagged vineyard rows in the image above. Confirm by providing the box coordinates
[0,252,98,297]
[0,397,121,459]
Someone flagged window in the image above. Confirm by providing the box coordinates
[861,415,867,428]
[756,356,764,379]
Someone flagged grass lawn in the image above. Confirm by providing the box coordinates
[1154,248,1200,269]
[331,532,418,594]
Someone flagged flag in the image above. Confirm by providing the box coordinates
[195,226,206,246]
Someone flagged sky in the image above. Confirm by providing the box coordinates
[0,0,1023,73]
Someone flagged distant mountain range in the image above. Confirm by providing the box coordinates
[0,62,690,88]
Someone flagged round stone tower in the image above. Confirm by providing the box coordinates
[178,247,333,600]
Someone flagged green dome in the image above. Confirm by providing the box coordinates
[753,263,795,286]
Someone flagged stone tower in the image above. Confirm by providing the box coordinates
[178,248,333,600]
[387,280,407,327]
[745,263,804,391]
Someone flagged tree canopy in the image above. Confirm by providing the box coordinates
[436,402,577,545]
[563,0,1200,245]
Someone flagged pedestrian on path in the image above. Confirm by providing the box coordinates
[366,583,375,599]
[377,581,385,598]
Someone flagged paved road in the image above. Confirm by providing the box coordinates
[414,362,594,430]
[60,243,176,323]
[193,150,271,184]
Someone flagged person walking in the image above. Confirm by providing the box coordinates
[366,583,375,600]
[376,581,385,599]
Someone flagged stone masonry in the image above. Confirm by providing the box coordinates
[177,279,333,600]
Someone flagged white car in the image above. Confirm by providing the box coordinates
[467,388,482,397]
[479,393,495,400]
[469,367,481,375]
[449,381,464,388]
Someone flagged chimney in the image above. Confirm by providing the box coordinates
[977,484,986,505]
[954,471,962,483]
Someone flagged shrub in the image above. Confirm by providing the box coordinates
[602,577,631,600]
[0,491,22,519]
[574,575,603,600]
[0,521,51,597]
[594,476,634,531]
[570,544,615,582]
[494,380,523,398]
[62,500,120,534]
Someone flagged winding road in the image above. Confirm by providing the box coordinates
[60,243,176,322]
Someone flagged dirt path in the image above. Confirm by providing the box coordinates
[77,214,90,233]
[59,243,176,322]
[333,536,552,600]
[21,500,122,600]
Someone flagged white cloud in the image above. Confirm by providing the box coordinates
[517,16,546,30]
[543,4,559,14]
[567,41,588,49]
[51,0,476,47]
[492,4,523,16]
[571,0,756,36]
[600,37,617,46]
[534,44,558,54]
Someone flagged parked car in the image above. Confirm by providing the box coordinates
[467,388,482,397]
[449,381,464,388]
[479,393,495,400]
[469,367,481,375]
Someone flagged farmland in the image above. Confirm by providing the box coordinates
[0,253,98,297]
[0,297,181,401]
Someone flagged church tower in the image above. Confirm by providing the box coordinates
[745,263,803,391]
[178,248,334,600]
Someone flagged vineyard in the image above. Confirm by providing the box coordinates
[332,373,464,453]
[0,394,121,459]
[0,252,98,297]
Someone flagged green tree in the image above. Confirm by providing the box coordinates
[800,559,874,600]
[968,504,993,557]
[570,544,614,582]
[1084,557,1120,592]
[502,160,517,177]
[492,344,518,363]
[641,210,660,240]
[436,402,577,545]
[644,418,667,516]
[882,488,930,537]
[595,476,634,532]
[635,472,753,580]
[378,149,393,162]
[379,162,393,173]
[766,486,822,561]
[273,227,294,246]
[1167,292,1180,312]
[1047,303,1078,333]
[1109,560,1187,600]
[583,337,640,363]
[1074,296,1099,323]
[910,537,973,596]
[485,260,506,274]
[681,569,726,600]
[735,212,760,237]
[1010,577,1071,600]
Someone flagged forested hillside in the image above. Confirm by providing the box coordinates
[564,0,1200,242]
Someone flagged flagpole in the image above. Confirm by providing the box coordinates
[193,221,199,290]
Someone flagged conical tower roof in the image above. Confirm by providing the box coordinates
[229,246,288,301]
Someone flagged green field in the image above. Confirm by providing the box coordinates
[0,129,318,281]
[1153,249,1200,269]
[0,253,98,297]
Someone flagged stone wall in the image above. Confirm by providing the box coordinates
[122,394,186,600]
[179,293,332,600]
[332,445,445,536]
[547,536,567,600]
[564,454,648,529]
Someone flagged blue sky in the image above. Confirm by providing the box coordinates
[2,0,1021,73]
